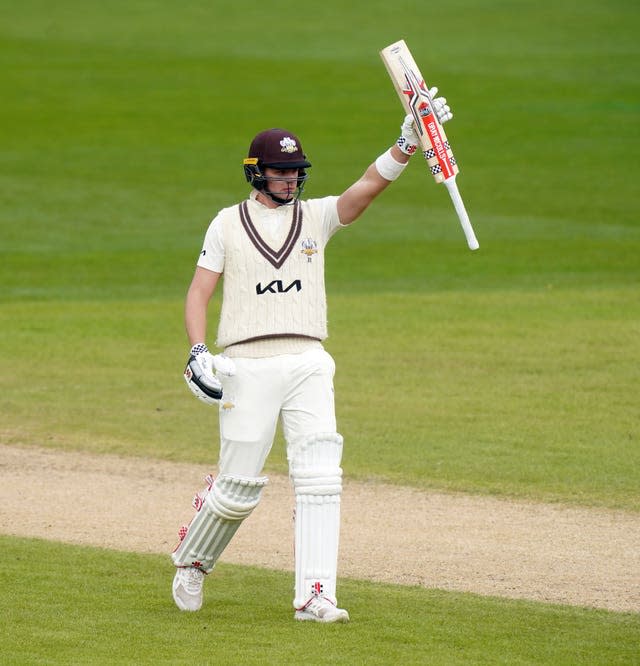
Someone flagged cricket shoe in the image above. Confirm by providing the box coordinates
[295,594,350,623]
[172,567,205,611]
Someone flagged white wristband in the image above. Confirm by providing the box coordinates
[374,149,408,181]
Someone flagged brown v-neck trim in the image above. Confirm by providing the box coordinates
[239,199,303,270]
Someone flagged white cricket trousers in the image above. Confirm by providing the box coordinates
[217,347,338,476]
[174,346,344,608]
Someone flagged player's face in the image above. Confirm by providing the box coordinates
[264,167,299,201]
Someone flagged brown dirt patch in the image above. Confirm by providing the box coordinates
[1,444,638,613]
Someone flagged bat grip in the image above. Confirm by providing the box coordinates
[443,177,479,250]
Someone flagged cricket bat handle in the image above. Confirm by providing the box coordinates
[443,177,479,251]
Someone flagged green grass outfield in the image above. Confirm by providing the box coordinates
[2,537,639,666]
[1,1,639,662]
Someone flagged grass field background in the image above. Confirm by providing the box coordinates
[1,536,637,666]
[1,0,639,662]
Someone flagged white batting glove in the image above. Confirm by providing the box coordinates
[428,86,453,124]
[396,87,453,156]
[212,352,236,377]
[397,114,419,155]
[183,344,236,405]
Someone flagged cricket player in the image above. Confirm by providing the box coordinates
[173,92,453,623]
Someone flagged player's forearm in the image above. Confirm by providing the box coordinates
[185,270,220,345]
[185,292,208,345]
[337,145,410,225]
[184,284,210,346]
[185,302,208,347]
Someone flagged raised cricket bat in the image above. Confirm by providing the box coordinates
[380,39,479,250]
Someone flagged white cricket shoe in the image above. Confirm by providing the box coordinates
[172,567,205,611]
[295,595,350,623]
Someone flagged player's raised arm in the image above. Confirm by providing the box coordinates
[337,101,452,226]
[337,143,409,225]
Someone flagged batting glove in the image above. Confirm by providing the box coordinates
[429,86,453,124]
[397,114,419,155]
[183,344,236,405]
[396,87,453,156]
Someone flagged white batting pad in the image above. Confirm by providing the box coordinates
[172,473,268,572]
[288,433,343,608]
